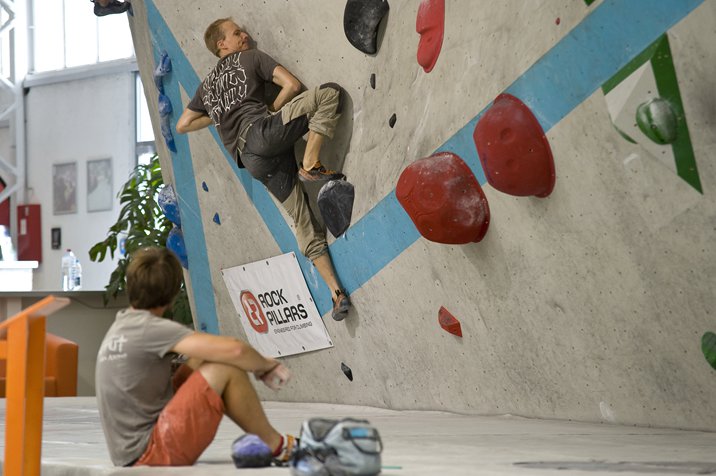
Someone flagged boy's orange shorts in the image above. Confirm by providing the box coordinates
[134,365,225,466]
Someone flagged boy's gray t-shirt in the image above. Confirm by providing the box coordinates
[95,308,194,466]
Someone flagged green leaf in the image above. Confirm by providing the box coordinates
[89,242,108,262]
[89,153,194,329]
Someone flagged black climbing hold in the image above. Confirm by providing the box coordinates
[341,362,353,381]
[317,180,355,238]
[370,73,376,89]
[389,113,396,128]
[213,213,221,225]
[344,0,390,55]
[202,181,209,192]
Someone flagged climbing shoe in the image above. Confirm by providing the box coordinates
[299,165,345,182]
[93,0,131,17]
[332,290,351,321]
[231,434,272,468]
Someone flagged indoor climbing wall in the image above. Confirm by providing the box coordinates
[128,0,716,430]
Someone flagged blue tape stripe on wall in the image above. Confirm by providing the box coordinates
[145,0,703,328]
[159,78,219,334]
[146,3,219,333]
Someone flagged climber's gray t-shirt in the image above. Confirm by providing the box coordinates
[95,308,193,466]
[188,49,280,166]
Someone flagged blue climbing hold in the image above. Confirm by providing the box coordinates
[160,115,172,139]
[165,136,176,152]
[160,115,177,152]
[213,213,221,225]
[155,51,172,77]
[158,93,173,117]
[158,184,181,227]
[153,51,170,93]
[153,71,164,94]
[166,225,188,269]
[202,182,209,192]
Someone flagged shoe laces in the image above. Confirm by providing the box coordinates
[306,164,337,174]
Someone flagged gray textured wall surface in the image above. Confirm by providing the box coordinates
[129,0,716,431]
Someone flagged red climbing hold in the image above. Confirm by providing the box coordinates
[438,306,462,337]
[416,0,444,73]
[473,93,556,198]
[396,152,490,244]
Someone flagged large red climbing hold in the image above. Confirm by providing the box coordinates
[473,93,556,198]
[416,0,444,73]
[396,152,490,244]
[438,306,462,337]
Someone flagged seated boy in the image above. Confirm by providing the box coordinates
[95,247,295,466]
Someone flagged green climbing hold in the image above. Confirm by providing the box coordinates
[702,332,716,371]
[635,97,678,145]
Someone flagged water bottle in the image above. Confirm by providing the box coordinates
[61,249,74,291]
[71,255,82,290]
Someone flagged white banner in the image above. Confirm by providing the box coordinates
[222,252,333,357]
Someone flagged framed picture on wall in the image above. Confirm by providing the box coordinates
[53,162,77,215]
[87,158,113,213]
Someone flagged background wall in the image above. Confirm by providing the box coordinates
[0,124,13,229]
[0,126,10,178]
[24,73,136,291]
[1,292,128,396]
[130,0,716,431]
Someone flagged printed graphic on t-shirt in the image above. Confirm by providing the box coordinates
[202,53,248,126]
[98,334,128,362]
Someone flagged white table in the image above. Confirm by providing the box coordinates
[0,261,39,319]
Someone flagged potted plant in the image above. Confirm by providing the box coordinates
[89,154,193,327]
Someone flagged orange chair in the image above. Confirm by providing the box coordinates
[0,332,78,397]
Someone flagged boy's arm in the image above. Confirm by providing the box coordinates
[184,356,204,369]
[269,65,302,112]
[176,108,213,133]
[171,332,278,376]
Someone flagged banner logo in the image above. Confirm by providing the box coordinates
[223,252,333,357]
[240,290,268,334]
